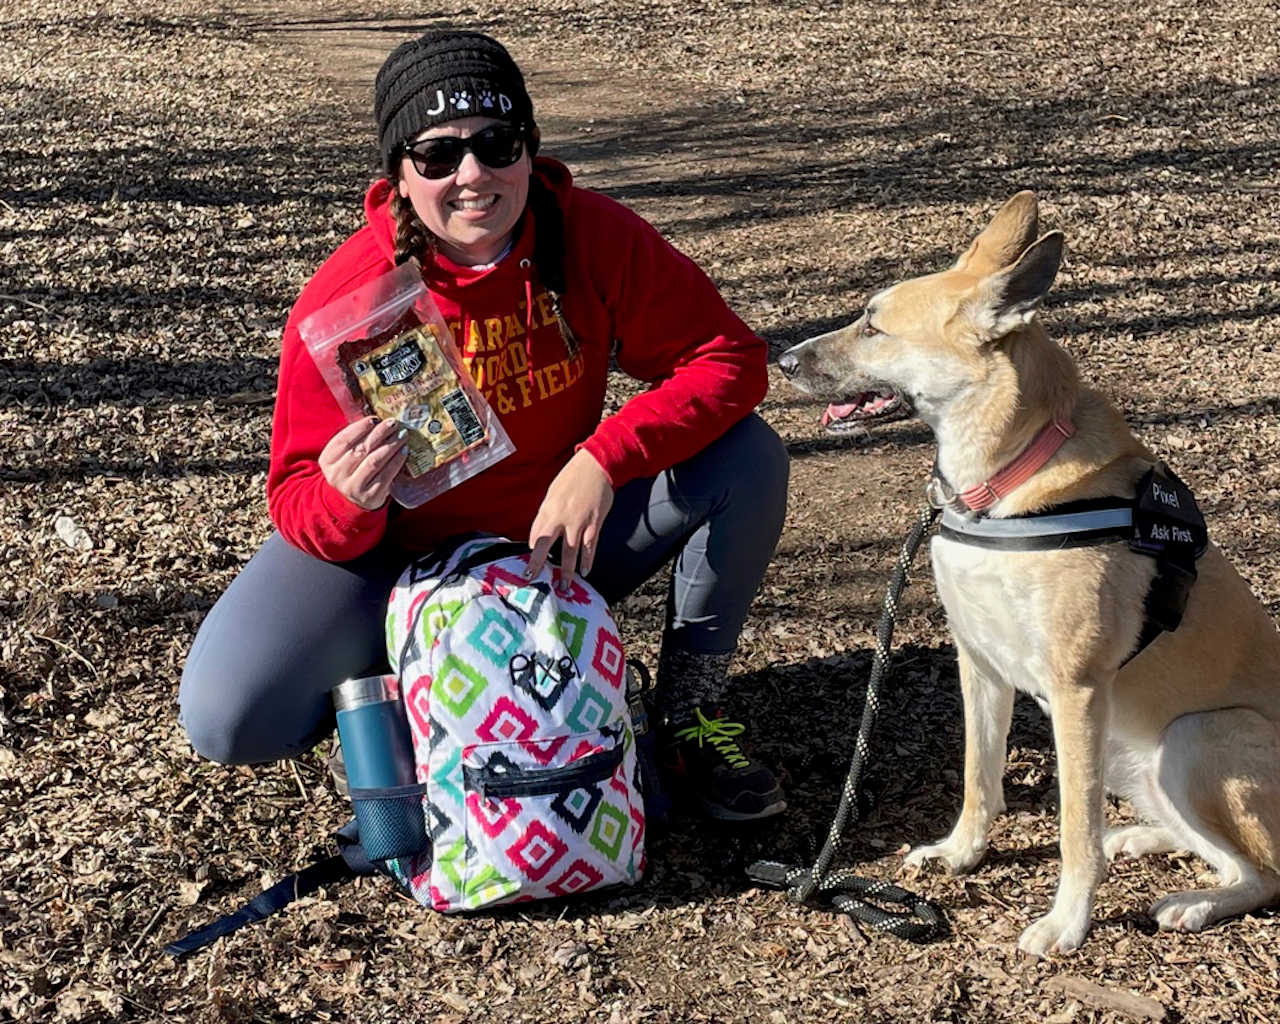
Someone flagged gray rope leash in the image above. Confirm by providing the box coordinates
[748,504,944,940]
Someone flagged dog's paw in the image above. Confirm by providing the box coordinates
[1150,891,1216,932]
[1104,825,1177,863]
[903,835,986,875]
[1017,910,1090,957]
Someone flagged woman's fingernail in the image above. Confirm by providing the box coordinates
[400,444,408,455]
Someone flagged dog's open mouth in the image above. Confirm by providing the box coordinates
[821,388,912,434]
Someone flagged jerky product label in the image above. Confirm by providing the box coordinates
[368,339,425,387]
[439,388,485,446]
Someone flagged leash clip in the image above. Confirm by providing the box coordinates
[925,475,955,511]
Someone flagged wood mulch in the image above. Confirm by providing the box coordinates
[3,1,1279,1020]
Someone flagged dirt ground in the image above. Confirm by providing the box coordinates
[4,1,1280,1021]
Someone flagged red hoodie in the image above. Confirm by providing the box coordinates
[267,158,768,561]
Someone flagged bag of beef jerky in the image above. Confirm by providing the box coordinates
[297,260,515,507]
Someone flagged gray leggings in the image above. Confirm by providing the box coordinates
[179,414,788,765]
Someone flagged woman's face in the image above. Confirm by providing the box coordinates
[397,115,532,267]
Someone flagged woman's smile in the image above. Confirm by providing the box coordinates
[449,193,499,217]
[452,195,496,210]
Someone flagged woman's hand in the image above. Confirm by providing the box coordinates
[525,450,615,586]
[319,416,409,510]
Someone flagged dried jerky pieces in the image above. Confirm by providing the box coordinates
[336,308,421,408]
[338,323,489,477]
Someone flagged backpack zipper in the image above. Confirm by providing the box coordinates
[465,742,624,800]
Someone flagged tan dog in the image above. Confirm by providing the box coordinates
[778,193,1280,956]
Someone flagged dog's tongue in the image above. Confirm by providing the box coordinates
[821,402,859,427]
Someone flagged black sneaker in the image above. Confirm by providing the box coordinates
[664,708,786,821]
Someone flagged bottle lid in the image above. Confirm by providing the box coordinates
[332,674,398,711]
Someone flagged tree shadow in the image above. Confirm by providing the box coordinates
[725,648,1054,863]
[6,12,1278,423]
[2,453,270,486]
[784,423,934,460]
[1,354,279,411]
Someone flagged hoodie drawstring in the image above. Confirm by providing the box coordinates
[548,288,580,360]
[520,259,536,390]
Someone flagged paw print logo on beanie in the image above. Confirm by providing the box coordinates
[479,89,496,110]
[451,90,472,111]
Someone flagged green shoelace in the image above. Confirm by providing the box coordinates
[673,708,750,769]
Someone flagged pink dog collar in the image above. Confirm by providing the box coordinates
[958,418,1076,511]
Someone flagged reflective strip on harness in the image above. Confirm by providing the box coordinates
[939,505,1133,549]
[933,464,1208,664]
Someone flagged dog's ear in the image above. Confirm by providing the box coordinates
[966,232,1065,341]
[953,191,1040,277]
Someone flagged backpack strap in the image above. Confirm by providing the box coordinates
[162,821,374,959]
[396,539,531,671]
[446,540,531,582]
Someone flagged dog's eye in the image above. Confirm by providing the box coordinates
[861,321,880,338]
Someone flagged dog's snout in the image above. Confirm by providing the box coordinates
[778,349,799,378]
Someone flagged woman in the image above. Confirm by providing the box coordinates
[180,30,790,822]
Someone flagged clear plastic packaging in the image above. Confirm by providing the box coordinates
[297,261,514,508]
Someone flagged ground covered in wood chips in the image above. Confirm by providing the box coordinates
[4,1,1280,1021]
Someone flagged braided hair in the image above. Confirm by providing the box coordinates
[388,182,433,266]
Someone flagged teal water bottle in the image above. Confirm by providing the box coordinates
[332,675,427,861]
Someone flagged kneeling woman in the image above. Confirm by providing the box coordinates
[180,30,789,821]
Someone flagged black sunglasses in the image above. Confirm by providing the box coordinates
[401,124,526,180]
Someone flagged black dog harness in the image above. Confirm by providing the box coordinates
[934,464,1209,662]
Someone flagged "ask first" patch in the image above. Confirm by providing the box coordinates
[1129,465,1208,561]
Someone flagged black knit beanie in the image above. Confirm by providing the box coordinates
[374,31,537,175]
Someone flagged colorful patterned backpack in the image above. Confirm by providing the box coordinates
[383,535,646,911]
[162,537,645,958]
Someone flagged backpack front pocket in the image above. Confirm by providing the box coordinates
[456,725,641,909]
